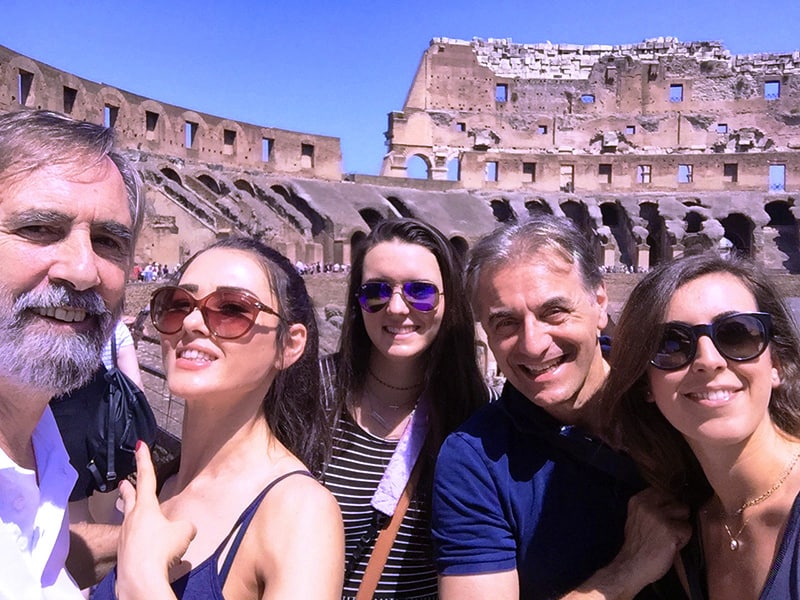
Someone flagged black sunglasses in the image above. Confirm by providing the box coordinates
[650,311,772,371]
[150,286,283,340]
[357,280,441,313]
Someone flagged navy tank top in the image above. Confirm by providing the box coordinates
[91,470,312,600]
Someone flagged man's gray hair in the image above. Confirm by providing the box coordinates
[0,109,144,243]
[466,214,603,310]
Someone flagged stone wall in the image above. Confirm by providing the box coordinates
[0,45,342,180]
[382,37,800,196]
[2,41,800,275]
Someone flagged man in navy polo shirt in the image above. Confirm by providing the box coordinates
[432,214,690,599]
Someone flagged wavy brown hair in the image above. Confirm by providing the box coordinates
[603,253,800,509]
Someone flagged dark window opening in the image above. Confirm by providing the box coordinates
[63,87,77,114]
[717,123,728,133]
[625,125,636,135]
[538,125,548,135]
[456,122,466,132]
[523,162,536,182]
[17,70,33,105]
[145,111,159,141]
[598,163,612,183]
[301,143,315,168]
[223,129,236,155]
[723,163,738,183]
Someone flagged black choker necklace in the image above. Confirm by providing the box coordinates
[368,367,423,391]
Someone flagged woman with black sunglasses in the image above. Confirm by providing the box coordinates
[321,218,487,599]
[92,237,344,600]
[604,252,800,599]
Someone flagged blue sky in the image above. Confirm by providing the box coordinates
[1,0,798,175]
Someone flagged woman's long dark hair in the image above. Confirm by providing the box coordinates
[603,253,800,509]
[177,236,327,476]
[332,218,487,466]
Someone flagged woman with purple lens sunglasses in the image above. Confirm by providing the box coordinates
[321,218,487,599]
[93,237,344,600]
[604,253,800,599]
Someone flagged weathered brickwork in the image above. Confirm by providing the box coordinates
[380,37,800,271]
[2,40,800,274]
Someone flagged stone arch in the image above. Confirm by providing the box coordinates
[449,236,469,261]
[765,200,800,273]
[524,199,551,217]
[600,202,636,267]
[720,213,754,257]
[560,200,592,232]
[685,211,705,234]
[218,119,247,156]
[7,55,45,108]
[181,111,209,150]
[386,196,414,218]
[139,99,169,143]
[406,154,431,179]
[359,208,384,230]
[683,211,712,255]
[161,167,182,186]
[490,198,515,223]
[561,200,602,262]
[58,72,88,117]
[639,202,670,266]
[197,173,221,194]
[271,184,326,236]
[234,179,255,196]
[98,87,128,128]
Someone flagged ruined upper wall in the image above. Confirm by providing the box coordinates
[383,37,800,193]
[0,45,342,180]
[441,37,800,81]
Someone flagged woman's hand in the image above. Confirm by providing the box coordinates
[115,442,197,600]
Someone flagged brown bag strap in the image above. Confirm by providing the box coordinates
[355,458,423,600]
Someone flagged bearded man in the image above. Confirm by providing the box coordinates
[0,110,144,598]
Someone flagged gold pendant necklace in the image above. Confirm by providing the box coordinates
[722,519,749,551]
[721,450,800,551]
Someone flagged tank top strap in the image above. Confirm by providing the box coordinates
[217,469,313,584]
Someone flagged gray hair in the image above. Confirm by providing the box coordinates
[0,109,144,244]
[466,214,603,311]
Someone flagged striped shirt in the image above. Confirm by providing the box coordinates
[324,410,438,599]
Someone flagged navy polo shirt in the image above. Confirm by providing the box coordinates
[432,382,649,599]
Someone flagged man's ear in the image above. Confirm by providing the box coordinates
[276,323,307,370]
[594,282,609,332]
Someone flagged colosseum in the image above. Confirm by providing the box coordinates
[1,37,799,272]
